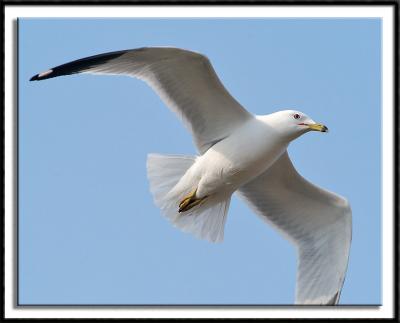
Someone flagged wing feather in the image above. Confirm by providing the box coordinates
[30,47,252,153]
[238,151,352,305]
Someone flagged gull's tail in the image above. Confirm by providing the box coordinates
[146,153,230,243]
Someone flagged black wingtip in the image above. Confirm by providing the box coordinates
[30,74,39,81]
[30,69,54,81]
[29,50,128,83]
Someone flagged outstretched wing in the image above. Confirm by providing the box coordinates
[238,151,352,305]
[30,47,252,154]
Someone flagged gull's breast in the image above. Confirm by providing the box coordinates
[196,118,288,198]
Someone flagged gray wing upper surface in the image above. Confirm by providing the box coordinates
[238,151,352,305]
[31,47,252,153]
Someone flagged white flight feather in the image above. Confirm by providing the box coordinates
[238,151,352,304]
[80,47,252,153]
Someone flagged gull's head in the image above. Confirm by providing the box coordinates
[265,110,328,141]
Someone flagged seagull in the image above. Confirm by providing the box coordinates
[30,47,352,305]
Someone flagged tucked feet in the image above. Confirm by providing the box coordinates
[178,189,208,213]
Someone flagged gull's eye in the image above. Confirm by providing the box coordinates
[293,113,301,120]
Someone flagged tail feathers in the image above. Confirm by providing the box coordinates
[173,197,230,243]
[146,153,230,243]
[146,153,196,206]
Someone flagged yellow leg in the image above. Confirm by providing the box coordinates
[178,189,208,213]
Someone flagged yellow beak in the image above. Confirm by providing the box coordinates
[307,123,328,132]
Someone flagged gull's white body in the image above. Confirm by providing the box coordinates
[31,47,352,305]
[182,116,288,200]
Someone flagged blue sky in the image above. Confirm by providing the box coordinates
[19,18,381,305]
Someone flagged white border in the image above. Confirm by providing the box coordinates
[4,4,395,319]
